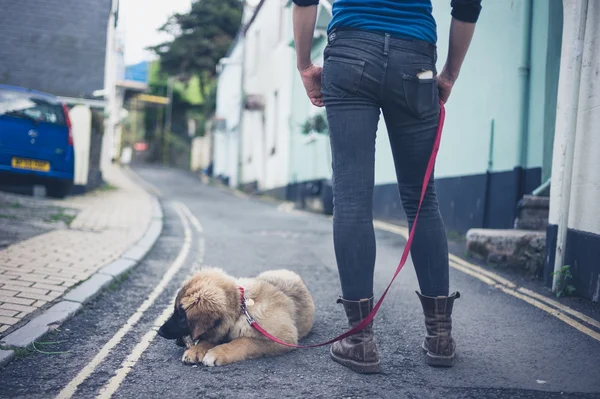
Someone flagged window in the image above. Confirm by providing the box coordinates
[0,90,66,126]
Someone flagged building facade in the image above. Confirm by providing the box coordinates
[217,0,562,228]
[213,0,599,300]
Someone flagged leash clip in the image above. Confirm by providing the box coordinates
[242,304,255,325]
[239,286,255,324]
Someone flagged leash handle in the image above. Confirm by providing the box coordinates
[251,101,446,348]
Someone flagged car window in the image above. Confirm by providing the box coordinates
[0,89,66,125]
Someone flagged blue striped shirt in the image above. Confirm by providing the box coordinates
[293,0,482,44]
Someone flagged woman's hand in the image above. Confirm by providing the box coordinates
[299,64,324,107]
[437,69,455,104]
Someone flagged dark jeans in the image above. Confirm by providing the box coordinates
[321,30,449,300]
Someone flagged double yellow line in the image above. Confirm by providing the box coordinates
[372,221,600,343]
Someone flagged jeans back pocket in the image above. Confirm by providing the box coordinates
[401,73,438,119]
[322,56,365,99]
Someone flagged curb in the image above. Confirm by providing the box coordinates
[0,192,164,364]
[0,349,14,367]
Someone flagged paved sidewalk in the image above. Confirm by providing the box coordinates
[0,166,153,337]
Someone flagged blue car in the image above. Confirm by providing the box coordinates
[0,85,75,198]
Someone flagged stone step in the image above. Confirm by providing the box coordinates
[514,195,549,231]
[466,228,546,277]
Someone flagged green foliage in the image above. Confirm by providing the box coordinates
[550,265,576,298]
[143,0,243,167]
[47,211,75,226]
[301,113,329,135]
[141,61,202,154]
[147,61,203,105]
[149,0,243,94]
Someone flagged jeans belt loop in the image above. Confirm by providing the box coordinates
[383,33,390,56]
[328,30,337,44]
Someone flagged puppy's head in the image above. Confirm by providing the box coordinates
[158,268,239,344]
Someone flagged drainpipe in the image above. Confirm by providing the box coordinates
[552,0,588,292]
[516,0,533,201]
[483,118,495,227]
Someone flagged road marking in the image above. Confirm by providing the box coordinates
[373,220,409,237]
[498,286,600,342]
[449,260,600,341]
[180,203,203,233]
[371,219,600,343]
[97,217,205,399]
[56,202,192,399]
[449,253,517,288]
[516,287,600,330]
[449,261,498,286]
[97,305,173,398]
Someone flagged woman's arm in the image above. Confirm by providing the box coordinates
[292,1,323,107]
[292,1,319,71]
[438,0,482,103]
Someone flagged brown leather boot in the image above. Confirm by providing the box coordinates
[416,291,460,367]
[330,296,381,374]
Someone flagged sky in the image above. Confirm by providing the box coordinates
[119,0,193,66]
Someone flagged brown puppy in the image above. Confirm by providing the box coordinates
[158,267,315,367]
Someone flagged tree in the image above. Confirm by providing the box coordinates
[145,0,243,168]
[150,0,243,102]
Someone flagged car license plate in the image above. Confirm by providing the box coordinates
[11,157,50,172]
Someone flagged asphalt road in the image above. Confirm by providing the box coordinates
[1,165,599,399]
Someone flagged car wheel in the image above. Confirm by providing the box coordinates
[46,180,73,199]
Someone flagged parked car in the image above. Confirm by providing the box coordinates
[0,84,74,198]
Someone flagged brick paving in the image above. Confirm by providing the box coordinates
[0,166,153,337]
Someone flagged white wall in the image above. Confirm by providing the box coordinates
[432,0,530,178]
[190,135,212,172]
[241,0,294,190]
[549,1,600,235]
[215,41,243,186]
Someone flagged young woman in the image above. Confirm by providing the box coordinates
[292,0,481,373]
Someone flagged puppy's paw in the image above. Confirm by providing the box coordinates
[202,347,231,367]
[181,346,207,365]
